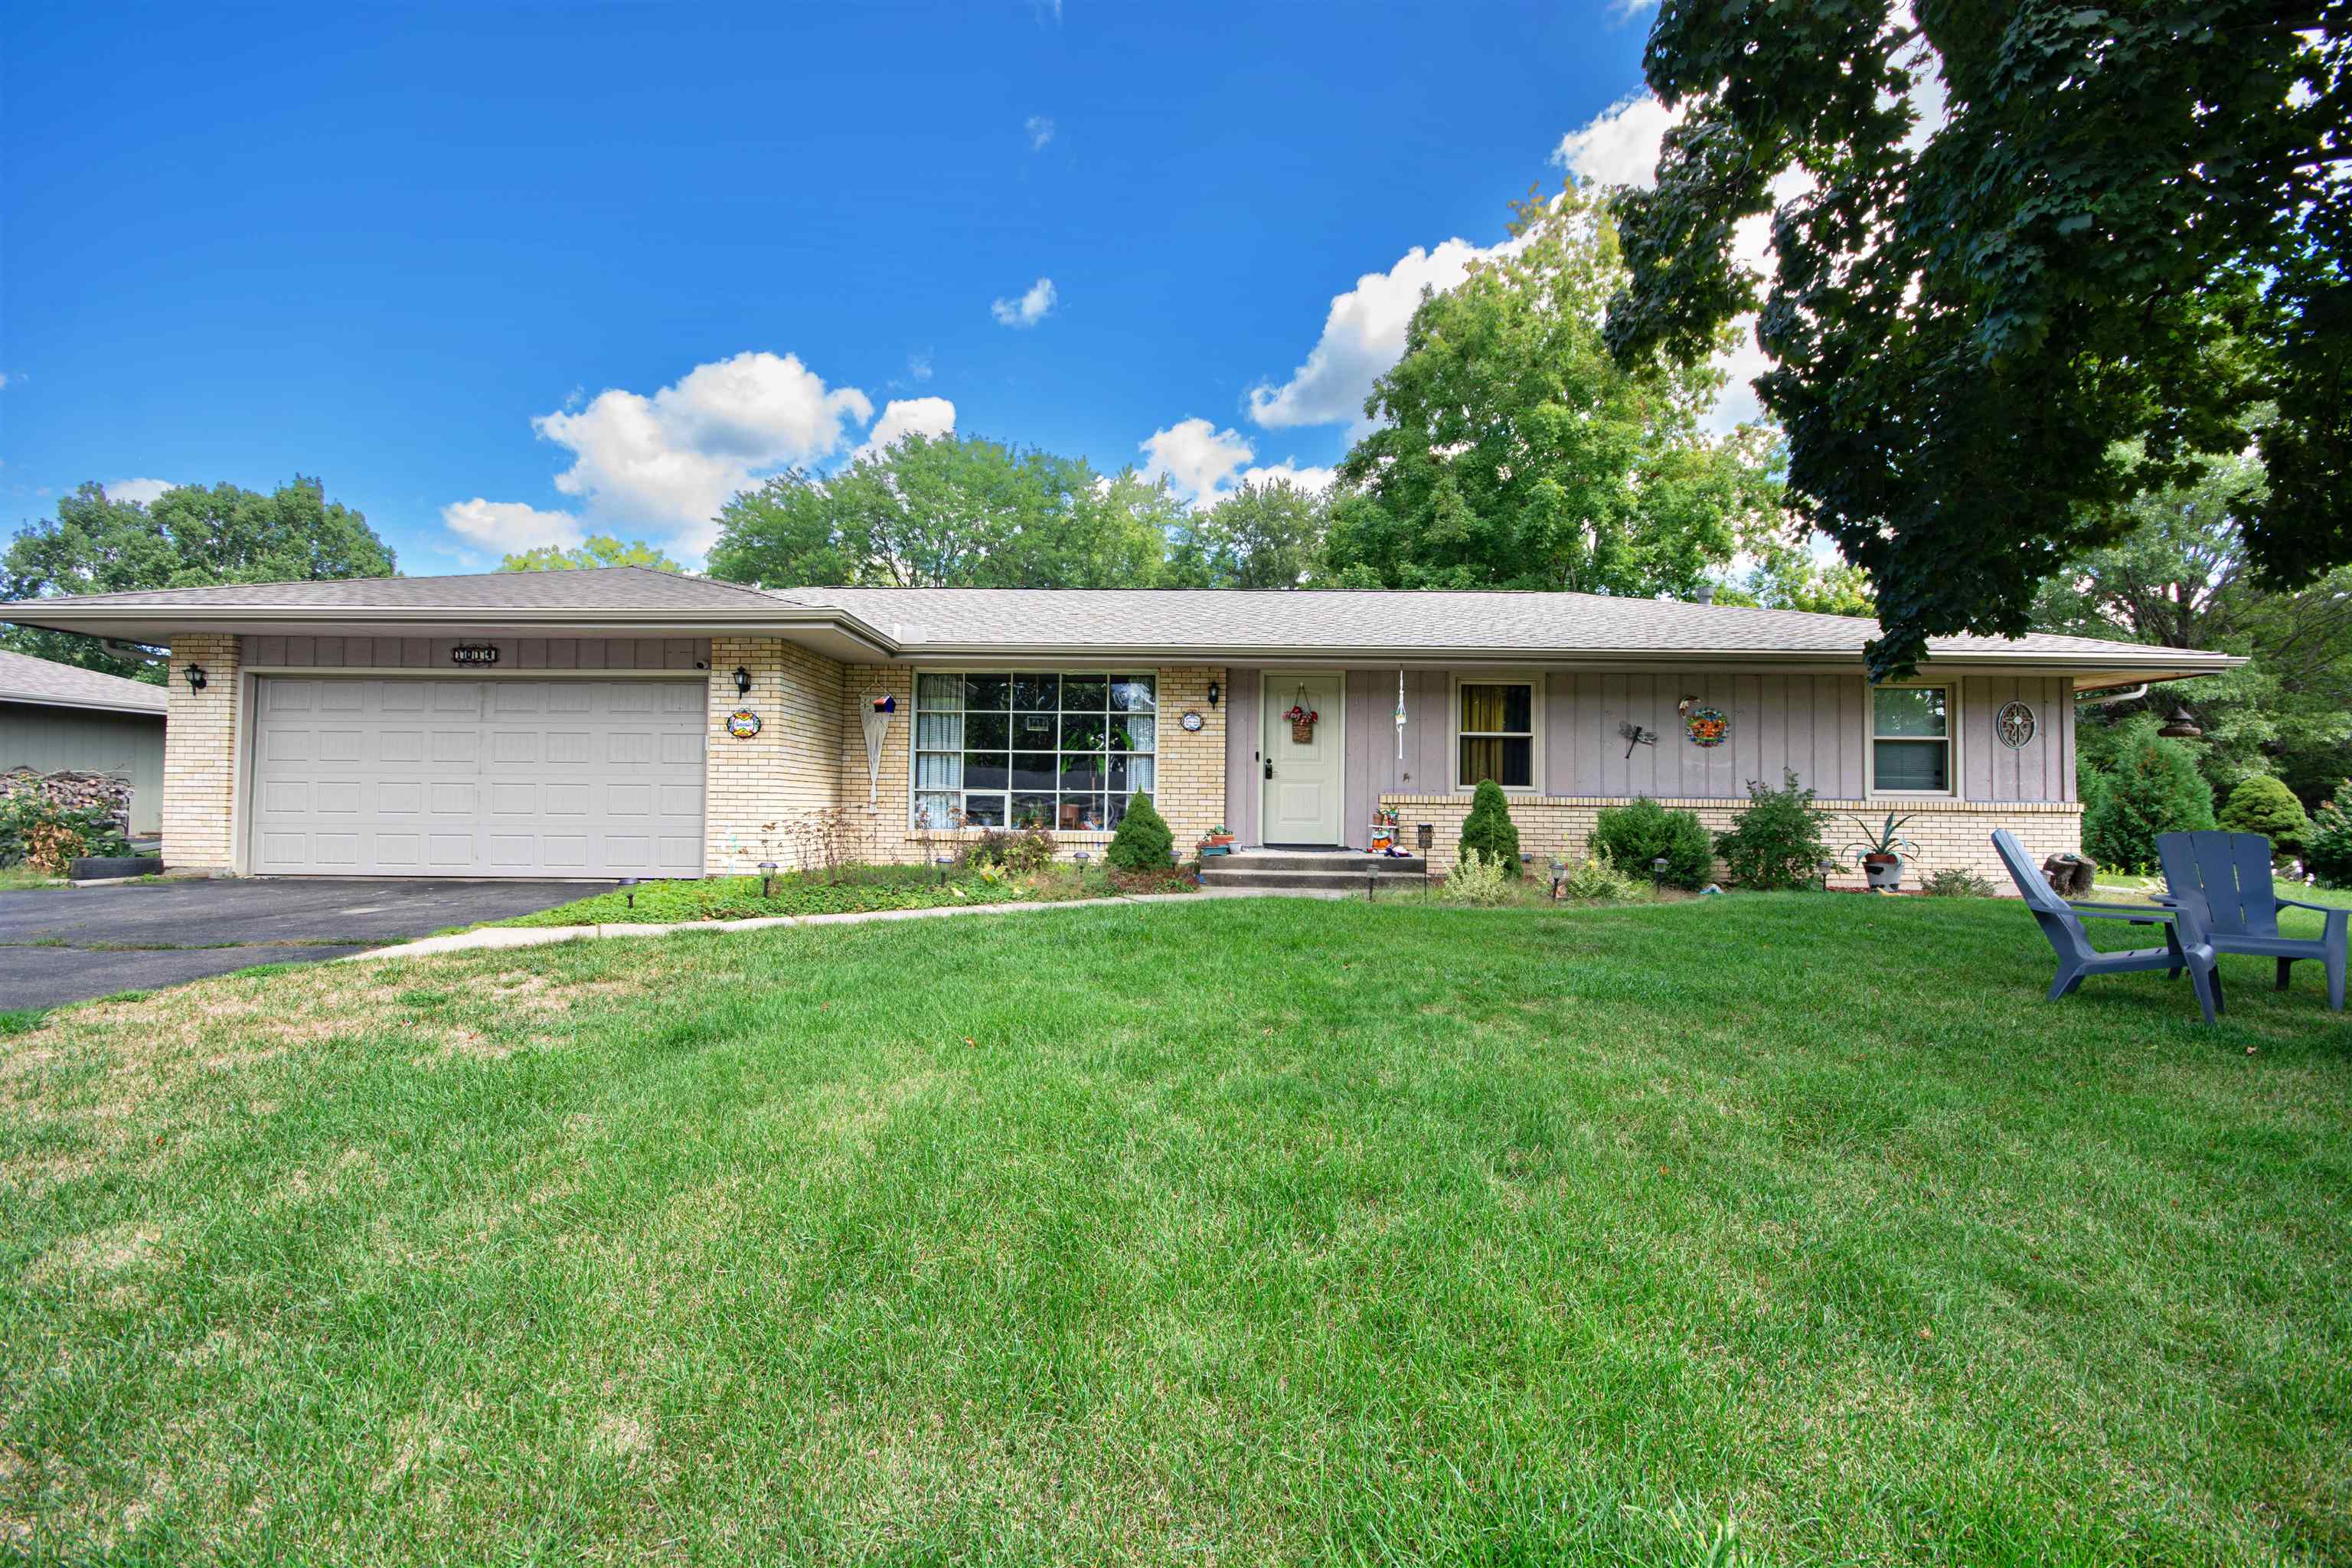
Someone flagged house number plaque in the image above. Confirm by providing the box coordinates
[450,644,501,666]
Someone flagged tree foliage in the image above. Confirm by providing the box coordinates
[1,479,394,678]
[1162,480,1331,590]
[2080,718,2218,873]
[2305,781,2352,888]
[707,433,1179,590]
[2034,454,2352,806]
[1328,184,1782,598]
[500,535,683,573]
[1607,0,2348,677]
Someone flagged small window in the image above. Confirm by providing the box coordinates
[1459,681,1534,790]
[1872,685,1950,792]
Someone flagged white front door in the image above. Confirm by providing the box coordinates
[1261,673,1344,844]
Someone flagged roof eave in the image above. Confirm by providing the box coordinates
[0,691,170,717]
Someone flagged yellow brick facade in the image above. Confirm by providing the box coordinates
[1383,793,2082,890]
[703,635,847,874]
[162,633,242,873]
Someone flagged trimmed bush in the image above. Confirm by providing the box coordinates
[1713,769,1831,890]
[2305,780,2352,889]
[1104,792,1174,871]
[1588,796,1713,889]
[1441,850,1516,905]
[2081,729,2216,874]
[1456,779,1522,877]
[2217,775,2308,854]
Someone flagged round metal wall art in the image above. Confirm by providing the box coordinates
[1997,700,2037,750]
[725,708,763,739]
[1684,707,1729,748]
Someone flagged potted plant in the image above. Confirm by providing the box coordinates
[1842,812,1921,890]
[1199,823,1235,857]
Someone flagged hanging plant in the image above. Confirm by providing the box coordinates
[1283,701,1319,744]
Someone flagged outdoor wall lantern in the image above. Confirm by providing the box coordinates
[1206,681,1220,707]
[732,666,753,697]
[184,664,207,693]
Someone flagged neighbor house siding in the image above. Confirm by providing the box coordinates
[247,635,707,671]
[164,633,241,872]
[0,701,167,835]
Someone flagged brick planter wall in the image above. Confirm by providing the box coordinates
[1383,793,2082,891]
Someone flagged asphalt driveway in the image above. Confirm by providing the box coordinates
[0,879,615,1011]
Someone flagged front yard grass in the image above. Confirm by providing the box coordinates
[484,860,1148,928]
[4,893,2349,1563]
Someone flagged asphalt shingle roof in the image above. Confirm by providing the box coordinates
[19,566,778,612]
[0,649,170,714]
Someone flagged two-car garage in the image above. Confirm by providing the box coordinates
[247,677,706,877]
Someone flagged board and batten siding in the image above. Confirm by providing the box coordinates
[243,635,709,671]
[1225,668,2076,849]
[0,701,168,835]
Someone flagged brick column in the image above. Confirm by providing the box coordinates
[162,633,241,873]
[704,635,846,874]
[1153,665,1227,854]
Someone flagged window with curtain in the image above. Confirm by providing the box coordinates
[1457,681,1534,789]
[1871,685,1951,792]
[913,673,1156,830]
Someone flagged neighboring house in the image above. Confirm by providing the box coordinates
[8,567,2239,882]
[0,648,168,835]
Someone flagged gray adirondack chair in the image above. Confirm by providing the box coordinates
[1991,830,2224,1023]
[2156,831,2347,1011]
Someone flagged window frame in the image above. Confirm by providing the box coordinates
[908,665,1161,833]
[1866,680,1959,799]
[1450,672,1544,795]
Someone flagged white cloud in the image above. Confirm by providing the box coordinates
[1246,237,1523,433]
[1551,93,1685,190]
[990,276,1057,328]
[103,478,175,505]
[445,350,875,557]
[524,351,873,551]
[1140,418,1336,506]
[906,350,933,384]
[0,372,11,390]
[439,498,583,554]
[1024,115,1055,151]
[852,397,957,464]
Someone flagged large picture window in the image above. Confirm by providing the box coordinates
[1871,685,1951,792]
[913,672,1156,830]
[1458,681,1535,790]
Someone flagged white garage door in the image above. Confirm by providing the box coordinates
[249,678,705,877]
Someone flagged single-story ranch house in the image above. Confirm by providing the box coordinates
[0,648,168,836]
[8,567,2239,884]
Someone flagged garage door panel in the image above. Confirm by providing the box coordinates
[251,678,704,877]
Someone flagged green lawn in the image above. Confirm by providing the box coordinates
[482,861,1160,928]
[4,894,2348,1564]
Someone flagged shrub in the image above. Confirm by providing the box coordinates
[1456,779,1522,877]
[1920,866,1997,897]
[962,826,1057,874]
[0,790,129,874]
[1441,849,1517,905]
[1104,792,1174,871]
[1588,796,1713,889]
[2216,774,2308,854]
[2081,728,2216,874]
[1713,769,1831,890]
[2305,780,2352,889]
[1556,857,1652,903]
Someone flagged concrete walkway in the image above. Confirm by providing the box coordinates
[339,886,1362,965]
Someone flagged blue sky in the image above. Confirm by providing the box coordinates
[2,2,1693,574]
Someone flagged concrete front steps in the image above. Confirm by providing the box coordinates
[1197,848,1431,893]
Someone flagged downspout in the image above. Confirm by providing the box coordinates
[2078,681,2148,707]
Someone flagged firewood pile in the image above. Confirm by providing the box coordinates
[0,766,134,831]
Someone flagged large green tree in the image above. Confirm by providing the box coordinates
[2034,453,2352,807]
[1326,184,1782,596]
[1606,1,2347,678]
[1162,479,1331,590]
[1,479,394,678]
[706,433,1178,590]
[500,535,682,573]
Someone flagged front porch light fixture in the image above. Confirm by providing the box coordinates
[1206,681,1220,707]
[184,664,207,693]
[732,666,753,697]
